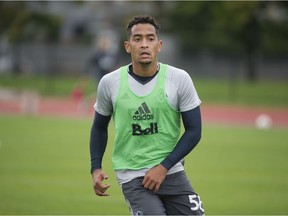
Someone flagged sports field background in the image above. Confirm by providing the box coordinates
[0,115,287,215]
[0,77,288,215]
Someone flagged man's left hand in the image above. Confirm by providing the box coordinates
[142,164,168,192]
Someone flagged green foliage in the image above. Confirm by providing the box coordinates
[261,20,288,55]
[167,1,288,54]
[0,116,287,214]
[0,2,62,42]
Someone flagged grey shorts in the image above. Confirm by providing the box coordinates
[121,171,205,215]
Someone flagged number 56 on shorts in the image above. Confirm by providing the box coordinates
[189,194,205,213]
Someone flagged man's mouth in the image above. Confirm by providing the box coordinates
[140,51,150,56]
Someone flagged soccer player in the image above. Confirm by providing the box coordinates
[90,15,204,215]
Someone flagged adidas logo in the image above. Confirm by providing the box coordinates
[121,93,130,99]
[132,102,158,135]
[133,102,154,121]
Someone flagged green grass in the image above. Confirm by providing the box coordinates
[0,115,288,215]
[0,74,96,98]
[1,74,288,107]
[194,78,288,107]
[189,124,288,214]
[0,115,127,215]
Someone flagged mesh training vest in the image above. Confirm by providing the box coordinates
[112,63,181,170]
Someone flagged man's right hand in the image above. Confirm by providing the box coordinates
[92,169,110,196]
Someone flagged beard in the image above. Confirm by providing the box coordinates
[139,59,152,65]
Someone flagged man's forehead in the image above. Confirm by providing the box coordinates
[131,23,157,36]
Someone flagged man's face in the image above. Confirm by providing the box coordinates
[124,24,162,65]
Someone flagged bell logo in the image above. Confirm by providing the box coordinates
[131,102,158,136]
[132,123,158,136]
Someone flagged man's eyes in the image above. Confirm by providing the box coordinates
[133,37,155,42]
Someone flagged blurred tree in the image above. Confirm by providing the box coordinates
[218,2,261,81]
[167,1,288,81]
[260,2,288,55]
[0,2,62,74]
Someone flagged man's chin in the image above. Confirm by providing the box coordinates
[139,60,152,65]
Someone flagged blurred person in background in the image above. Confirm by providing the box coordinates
[90,15,204,215]
[87,31,119,83]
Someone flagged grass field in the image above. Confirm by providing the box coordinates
[0,115,288,215]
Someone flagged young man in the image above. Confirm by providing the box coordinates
[90,15,204,215]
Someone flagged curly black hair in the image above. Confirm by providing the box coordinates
[126,15,160,38]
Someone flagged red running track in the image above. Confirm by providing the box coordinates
[0,97,288,128]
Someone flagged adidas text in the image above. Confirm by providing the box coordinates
[132,123,158,136]
[133,113,154,121]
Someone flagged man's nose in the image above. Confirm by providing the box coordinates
[141,39,148,48]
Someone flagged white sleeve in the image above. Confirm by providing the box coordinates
[177,71,201,112]
[165,65,201,112]
[94,75,114,116]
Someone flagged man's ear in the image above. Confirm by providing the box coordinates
[124,41,131,53]
[158,40,163,52]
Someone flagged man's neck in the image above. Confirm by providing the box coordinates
[132,62,158,77]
